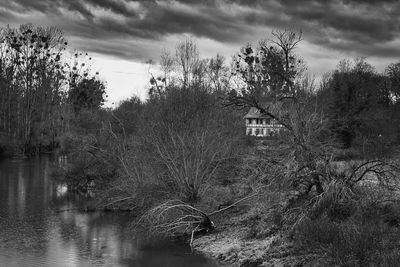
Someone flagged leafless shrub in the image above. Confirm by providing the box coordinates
[152,129,234,203]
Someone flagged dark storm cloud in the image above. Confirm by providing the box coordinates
[89,4,249,42]
[281,0,400,42]
[1,0,400,61]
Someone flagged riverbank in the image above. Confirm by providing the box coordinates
[190,142,400,267]
[192,210,327,267]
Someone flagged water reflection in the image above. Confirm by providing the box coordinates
[0,156,219,267]
[56,184,68,198]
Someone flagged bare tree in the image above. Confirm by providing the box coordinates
[154,38,229,92]
[175,36,200,88]
[160,49,174,87]
[192,58,209,87]
[207,54,230,91]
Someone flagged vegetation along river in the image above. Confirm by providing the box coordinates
[0,156,219,267]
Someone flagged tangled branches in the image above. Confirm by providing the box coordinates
[138,193,259,246]
[347,160,400,189]
[142,199,212,236]
[282,159,400,229]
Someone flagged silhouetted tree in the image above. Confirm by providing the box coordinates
[69,76,106,112]
[175,36,200,89]
[0,24,68,152]
[207,54,230,91]
[320,58,389,148]
[386,62,400,101]
[0,24,105,154]
[227,29,304,111]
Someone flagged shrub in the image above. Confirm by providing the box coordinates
[296,215,400,266]
[151,129,235,203]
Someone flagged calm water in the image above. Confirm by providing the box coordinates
[0,156,218,267]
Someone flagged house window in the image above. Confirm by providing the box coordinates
[260,129,264,135]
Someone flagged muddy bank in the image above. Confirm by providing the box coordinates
[192,213,327,267]
[193,233,324,267]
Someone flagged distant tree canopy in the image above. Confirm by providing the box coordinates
[386,62,400,100]
[148,36,231,98]
[112,96,143,135]
[318,58,397,148]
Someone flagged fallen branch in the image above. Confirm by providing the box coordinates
[138,191,260,241]
[102,196,135,207]
[190,224,200,250]
[207,191,259,216]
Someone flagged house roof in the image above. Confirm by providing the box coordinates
[243,107,269,119]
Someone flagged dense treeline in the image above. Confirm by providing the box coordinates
[319,58,400,154]
[0,24,105,155]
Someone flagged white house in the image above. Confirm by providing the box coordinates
[244,107,284,137]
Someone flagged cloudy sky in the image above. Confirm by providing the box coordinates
[1,0,400,105]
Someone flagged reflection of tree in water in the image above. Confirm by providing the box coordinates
[57,211,137,264]
[49,153,139,264]
[0,156,53,251]
[122,239,219,267]
[0,157,217,266]
[0,216,49,251]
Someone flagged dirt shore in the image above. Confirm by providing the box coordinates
[191,209,326,267]
[193,231,325,267]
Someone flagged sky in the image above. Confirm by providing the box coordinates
[1,0,400,106]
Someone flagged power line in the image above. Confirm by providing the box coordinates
[112,71,144,75]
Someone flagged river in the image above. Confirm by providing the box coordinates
[0,156,219,267]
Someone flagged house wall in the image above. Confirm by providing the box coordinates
[245,118,283,137]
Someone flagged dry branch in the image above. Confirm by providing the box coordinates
[138,191,260,244]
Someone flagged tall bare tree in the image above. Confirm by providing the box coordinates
[160,49,174,87]
[175,36,200,88]
[207,54,230,91]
